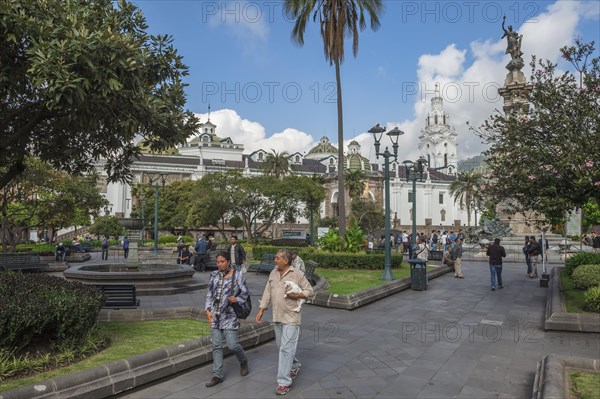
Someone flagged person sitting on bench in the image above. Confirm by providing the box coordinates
[55,242,66,261]
[178,245,191,265]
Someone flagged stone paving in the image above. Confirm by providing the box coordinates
[109,259,599,399]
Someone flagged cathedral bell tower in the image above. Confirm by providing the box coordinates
[418,83,458,173]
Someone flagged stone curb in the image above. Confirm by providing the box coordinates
[0,314,274,399]
[544,267,600,332]
[532,354,600,399]
[309,265,453,310]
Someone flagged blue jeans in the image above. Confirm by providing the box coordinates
[211,328,247,379]
[273,322,301,387]
[525,255,531,274]
[489,264,503,288]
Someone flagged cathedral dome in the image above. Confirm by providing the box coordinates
[307,136,338,155]
[305,136,338,161]
[346,152,371,172]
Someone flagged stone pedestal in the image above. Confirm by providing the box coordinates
[498,82,533,115]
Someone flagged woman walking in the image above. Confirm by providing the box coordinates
[204,251,250,387]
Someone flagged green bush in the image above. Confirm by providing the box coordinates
[157,235,193,245]
[571,264,600,289]
[344,222,365,253]
[251,245,401,269]
[303,251,402,269]
[317,228,344,252]
[0,273,104,353]
[565,252,600,276]
[584,285,600,313]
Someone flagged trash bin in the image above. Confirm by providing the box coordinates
[408,258,427,290]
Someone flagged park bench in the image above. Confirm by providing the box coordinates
[248,253,276,273]
[0,253,49,272]
[95,284,140,309]
[304,260,319,286]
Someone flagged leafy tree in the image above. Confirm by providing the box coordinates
[475,41,600,224]
[229,215,244,234]
[284,0,384,236]
[261,150,292,179]
[0,0,199,190]
[0,157,106,251]
[351,199,384,234]
[88,215,125,239]
[157,180,194,235]
[37,172,107,242]
[449,171,483,227]
[186,173,238,239]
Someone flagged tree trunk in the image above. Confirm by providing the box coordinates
[335,59,347,236]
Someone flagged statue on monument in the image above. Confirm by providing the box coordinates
[501,16,523,61]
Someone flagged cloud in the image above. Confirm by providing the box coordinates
[192,1,596,167]
[192,109,316,155]
[379,0,595,163]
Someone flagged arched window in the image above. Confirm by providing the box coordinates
[258,153,263,161]
[444,153,448,166]
[295,155,300,163]
[440,209,446,222]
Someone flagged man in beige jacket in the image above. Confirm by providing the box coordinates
[256,248,314,395]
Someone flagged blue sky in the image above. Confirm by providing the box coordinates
[133,0,600,162]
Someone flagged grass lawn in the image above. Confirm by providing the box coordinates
[317,267,412,295]
[569,370,600,399]
[560,269,591,313]
[0,319,209,392]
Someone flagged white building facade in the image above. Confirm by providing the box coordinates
[99,87,474,230]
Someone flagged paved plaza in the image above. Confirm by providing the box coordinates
[104,258,599,399]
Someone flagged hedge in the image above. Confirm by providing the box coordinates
[571,264,600,290]
[584,285,600,313]
[157,235,194,245]
[251,245,402,269]
[0,273,104,353]
[565,252,600,276]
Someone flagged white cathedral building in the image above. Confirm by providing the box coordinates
[98,86,474,232]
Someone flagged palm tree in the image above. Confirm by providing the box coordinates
[449,171,483,227]
[261,150,291,179]
[284,0,383,235]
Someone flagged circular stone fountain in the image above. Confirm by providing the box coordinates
[64,243,206,295]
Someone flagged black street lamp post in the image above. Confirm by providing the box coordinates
[147,172,169,256]
[369,124,404,281]
[403,157,428,258]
